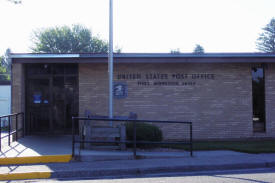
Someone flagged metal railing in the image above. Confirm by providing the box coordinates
[72,117,193,158]
[0,112,25,151]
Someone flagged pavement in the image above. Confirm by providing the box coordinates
[1,136,275,180]
[1,150,275,180]
[0,136,72,157]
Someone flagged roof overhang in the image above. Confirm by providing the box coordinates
[10,53,275,64]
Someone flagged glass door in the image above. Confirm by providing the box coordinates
[26,63,78,135]
[27,79,51,133]
[52,71,78,133]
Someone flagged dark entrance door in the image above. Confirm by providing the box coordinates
[28,79,51,133]
[52,76,78,133]
[26,64,78,135]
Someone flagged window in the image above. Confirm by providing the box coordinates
[27,64,51,76]
[252,65,266,132]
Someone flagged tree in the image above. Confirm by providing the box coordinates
[7,0,21,4]
[256,18,275,53]
[115,46,122,53]
[1,48,11,74]
[0,57,10,84]
[0,66,10,83]
[0,48,11,84]
[31,24,108,53]
[170,48,180,54]
[193,44,204,54]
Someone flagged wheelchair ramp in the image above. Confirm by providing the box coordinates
[0,135,72,165]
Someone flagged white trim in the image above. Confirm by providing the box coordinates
[10,54,80,59]
[10,53,275,59]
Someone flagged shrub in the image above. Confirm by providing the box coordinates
[125,122,163,148]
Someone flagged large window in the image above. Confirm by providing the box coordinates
[252,65,266,132]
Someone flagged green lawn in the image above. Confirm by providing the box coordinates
[163,140,275,154]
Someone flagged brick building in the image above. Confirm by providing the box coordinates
[10,53,275,140]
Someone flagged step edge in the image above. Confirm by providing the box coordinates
[0,154,72,165]
[0,172,51,181]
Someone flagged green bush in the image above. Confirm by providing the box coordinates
[125,122,163,147]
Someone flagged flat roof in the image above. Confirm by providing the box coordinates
[10,53,275,64]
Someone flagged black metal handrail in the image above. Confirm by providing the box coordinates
[0,112,25,151]
[72,117,193,159]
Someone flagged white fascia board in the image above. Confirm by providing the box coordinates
[10,54,80,59]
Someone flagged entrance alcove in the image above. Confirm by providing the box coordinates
[25,63,79,135]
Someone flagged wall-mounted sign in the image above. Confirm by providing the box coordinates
[33,93,42,104]
[113,82,128,99]
[116,73,215,87]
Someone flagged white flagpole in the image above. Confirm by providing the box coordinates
[108,0,114,126]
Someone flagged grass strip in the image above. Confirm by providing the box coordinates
[161,140,275,154]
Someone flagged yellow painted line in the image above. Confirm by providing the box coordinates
[0,154,72,165]
[0,172,51,181]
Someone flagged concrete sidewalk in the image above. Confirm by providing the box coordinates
[1,136,275,180]
[0,136,72,158]
[0,135,190,160]
[1,150,275,180]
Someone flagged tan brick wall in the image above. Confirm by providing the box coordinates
[11,63,25,137]
[79,63,109,126]
[264,64,275,138]
[12,63,25,114]
[10,60,275,140]
[79,62,260,140]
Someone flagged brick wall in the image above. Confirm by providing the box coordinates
[264,64,275,138]
[11,63,25,137]
[12,63,25,114]
[11,61,275,140]
[79,62,259,140]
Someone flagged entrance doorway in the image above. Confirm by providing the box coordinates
[26,64,78,134]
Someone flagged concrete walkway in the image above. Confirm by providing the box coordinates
[0,150,275,180]
[0,135,191,159]
[0,135,72,157]
[1,136,275,180]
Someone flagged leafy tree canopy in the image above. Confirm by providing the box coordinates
[0,48,11,83]
[0,56,10,84]
[256,18,275,53]
[1,48,11,74]
[7,0,21,4]
[193,44,204,54]
[170,48,180,54]
[31,24,108,53]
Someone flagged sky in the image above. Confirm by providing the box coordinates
[0,0,275,54]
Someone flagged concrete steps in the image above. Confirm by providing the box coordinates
[0,135,74,180]
[0,155,72,180]
[0,154,72,165]
[0,150,189,181]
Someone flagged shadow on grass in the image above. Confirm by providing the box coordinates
[161,140,275,154]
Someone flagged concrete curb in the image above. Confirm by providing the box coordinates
[1,158,275,180]
[0,154,72,165]
[77,154,189,162]
[0,172,51,181]
[51,161,275,179]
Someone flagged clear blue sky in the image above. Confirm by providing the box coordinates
[0,0,275,54]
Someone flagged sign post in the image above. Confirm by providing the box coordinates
[108,0,114,126]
